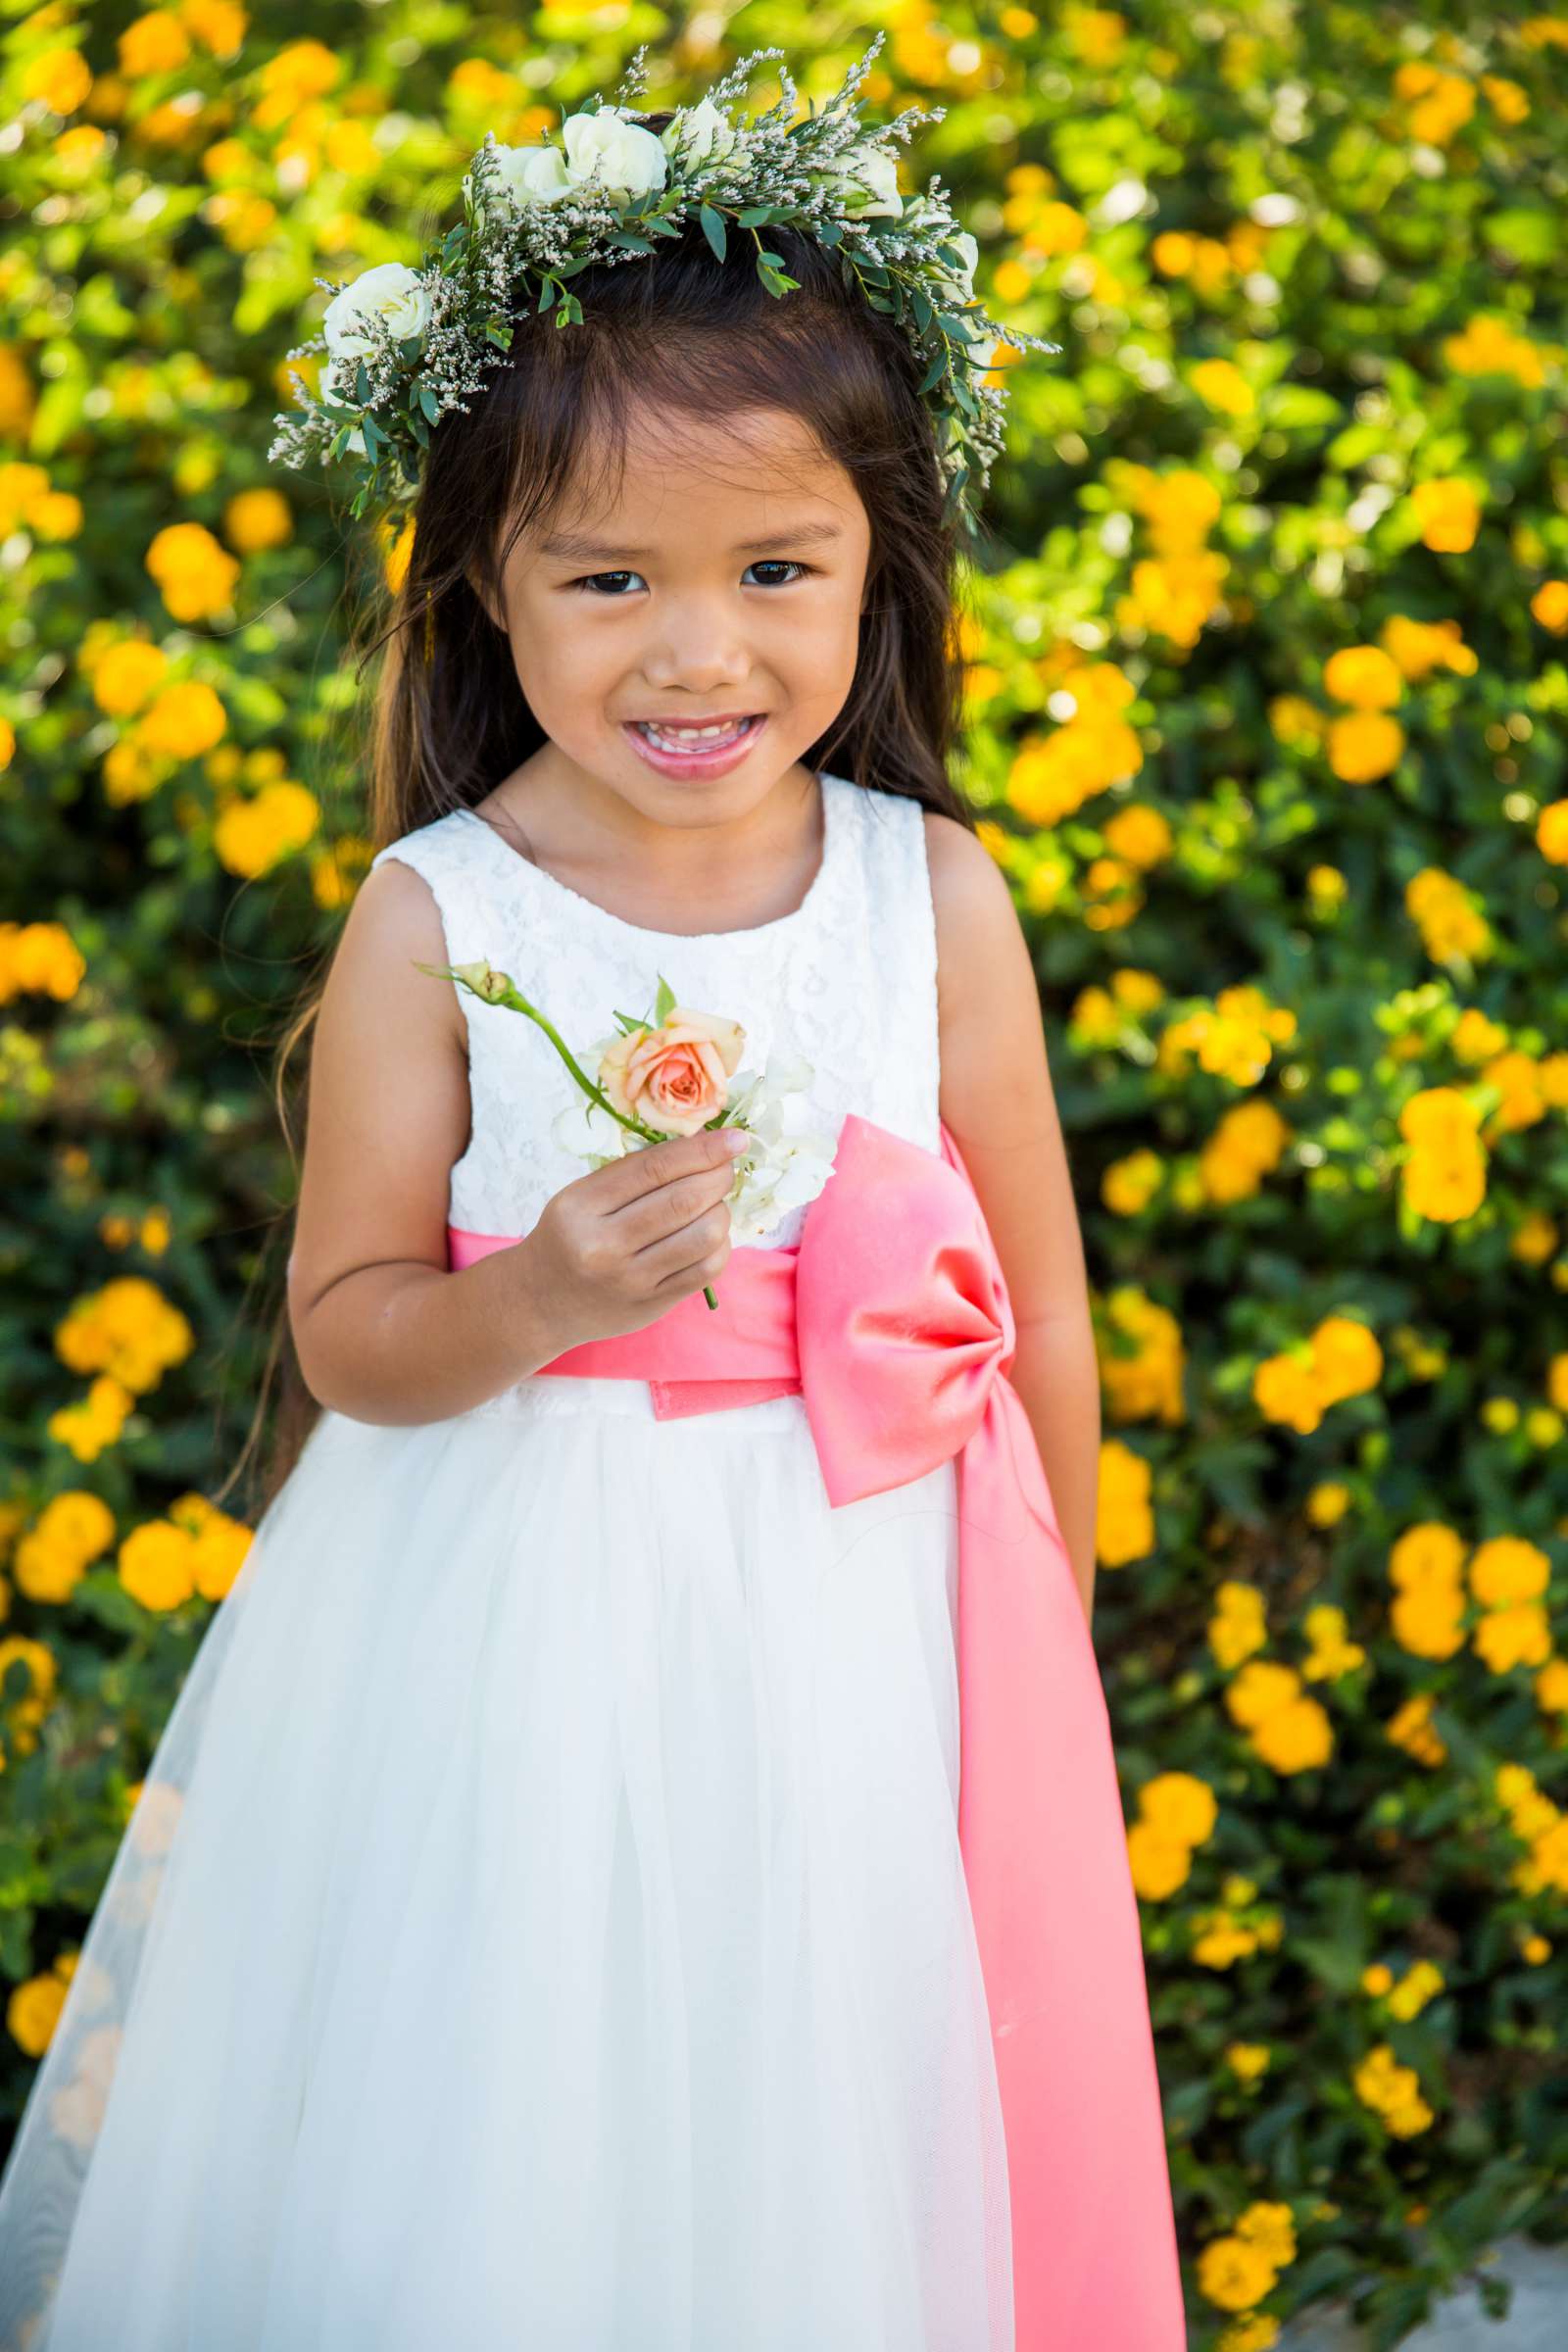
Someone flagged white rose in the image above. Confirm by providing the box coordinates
[489,140,573,209]
[321,262,432,359]
[552,1092,631,1164]
[933,229,979,309]
[317,358,367,456]
[561,108,668,206]
[826,145,904,220]
[661,96,736,167]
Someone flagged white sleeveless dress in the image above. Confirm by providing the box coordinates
[0,770,1014,2351]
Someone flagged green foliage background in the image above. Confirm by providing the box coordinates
[2,4,1567,2343]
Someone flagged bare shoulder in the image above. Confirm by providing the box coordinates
[287,857,470,1339]
[329,855,466,1057]
[921,808,1027,1019]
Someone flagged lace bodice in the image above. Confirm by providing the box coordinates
[368,769,941,1256]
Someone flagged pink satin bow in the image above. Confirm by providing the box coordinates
[449,1112,1185,2345]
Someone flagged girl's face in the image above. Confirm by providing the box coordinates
[476,405,873,829]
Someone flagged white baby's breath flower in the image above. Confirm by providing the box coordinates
[489,140,573,208]
[661,95,736,167]
[561,109,668,206]
[321,262,432,358]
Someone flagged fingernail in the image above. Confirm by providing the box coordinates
[723,1130,748,1154]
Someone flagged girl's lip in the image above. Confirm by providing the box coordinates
[622,713,767,778]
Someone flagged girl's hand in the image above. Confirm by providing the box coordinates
[522,1126,748,1348]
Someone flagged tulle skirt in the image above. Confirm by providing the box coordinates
[0,1375,1014,2351]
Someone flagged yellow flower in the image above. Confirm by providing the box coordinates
[1535,801,1568,865]
[1190,359,1255,417]
[1216,2317,1282,2352]
[1208,1586,1268,1671]
[1139,1770,1218,1846]
[1109,967,1164,1013]
[1224,2042,1272,2084]
[1323,646,1403,710]
[1451,1007,1509,1064]
[1200,1100,1292,1203]
[20,47,93,116]
[1096,1438,1155,1566]
[1126,1820,1193,1900]
[91,639,168,716]
[213,780,320,876]
[1102,803,1173,868]
[1198,2233,1279,2312]
[223,487,293,554]
[1387,1691,1447,1766]
[118,1519,199,1612]
[1097,1286,1186,1425]
[1390,1587,1466,1661]
[1474,1602,1552,1675]
[1534,1657,1568,1716]
[1102,1148,1163,1215]
[1528,580,1568,634]
[119,11,192,76]
[0,923,87,1003]
[54,1275,195,1396]
[1327,711,1404,784]
[1387,1962,1444,2022]
[1309,1315,1383,1404]
[138,679,228,761]
[7,1973,68,2058]
[1480,74,1530,124]
[1380,614,1477,680]
[1236,2201,1297,2267]
[1404,868,1493,963]
[1225,1658,1300,1729]
[1250,1694,1334,1774]
[1409,478,1481,554]
[1252,1351,1322,1434]
[1468,1536,1551,1607]
[1306,1482,1351,1529]
[144,520,241,622]
[1443,316,1545,388]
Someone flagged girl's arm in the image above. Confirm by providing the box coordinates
[925,813,1102,1628]
[287,861,577,1425]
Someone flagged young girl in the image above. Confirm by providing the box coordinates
[0,43,1184,2350]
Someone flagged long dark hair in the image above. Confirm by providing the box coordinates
[219,109,987,1521]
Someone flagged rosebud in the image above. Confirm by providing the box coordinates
[451,960,513,1003]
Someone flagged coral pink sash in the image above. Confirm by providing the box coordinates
[449,1111,1185,2344]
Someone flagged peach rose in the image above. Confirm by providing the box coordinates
[598,1007,746,1137]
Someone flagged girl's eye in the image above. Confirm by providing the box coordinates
[569,560,812,597]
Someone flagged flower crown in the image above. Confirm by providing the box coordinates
[267,31,1058,546]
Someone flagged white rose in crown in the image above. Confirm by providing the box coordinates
[562,108,668,205]
[933,228,979,309]
[321,262,433,357]
[489,140,574,208]
[816,143,904,220]
[661,95,737,167]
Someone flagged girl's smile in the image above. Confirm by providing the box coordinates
[622,710,768,777]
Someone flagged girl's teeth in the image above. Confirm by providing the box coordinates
[636,718,752,750]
